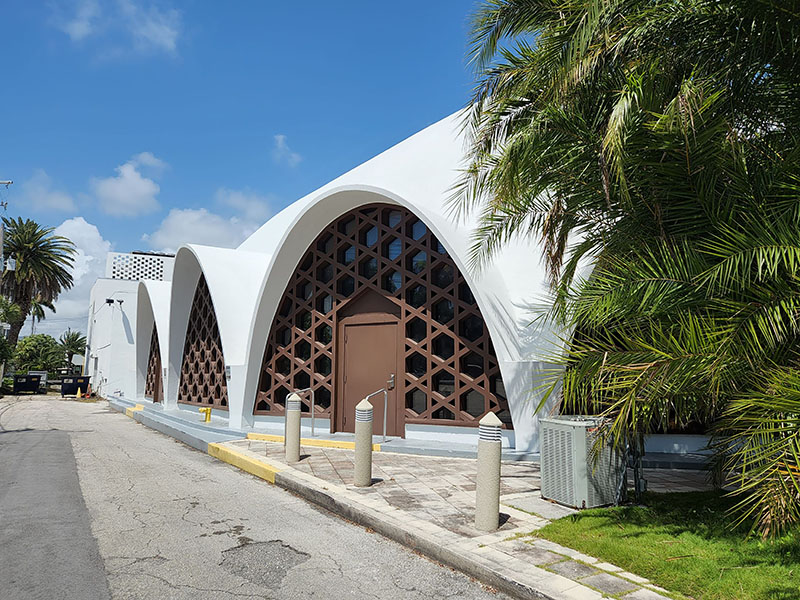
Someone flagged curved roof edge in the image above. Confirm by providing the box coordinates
[237,110,564,363]
[138,280,172,343]
[174,244,270,366]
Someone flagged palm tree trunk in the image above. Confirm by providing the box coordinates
[8,319,24,346]
[8,297,31,346]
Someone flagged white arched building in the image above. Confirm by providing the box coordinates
[96,112,570,453]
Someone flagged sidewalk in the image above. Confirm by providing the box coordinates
[110,397,708,599]
[212,437,702,600]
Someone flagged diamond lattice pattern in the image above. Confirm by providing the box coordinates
[255,204,511,428]
[144,323,163,402]
[178,275,228,409]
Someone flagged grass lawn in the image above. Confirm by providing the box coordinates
[531,491,800,600]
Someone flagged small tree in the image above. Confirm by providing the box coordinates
[59,329,87,366]
[14,334,64,373]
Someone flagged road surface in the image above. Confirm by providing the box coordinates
[0,395,508,599]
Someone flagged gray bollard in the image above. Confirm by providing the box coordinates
[354,398,374,487]
[285,392,302,463]
[475,411,503,531]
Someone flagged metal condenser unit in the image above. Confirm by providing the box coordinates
[540,416,625,509]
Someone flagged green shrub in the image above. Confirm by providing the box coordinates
[13,334,64,373]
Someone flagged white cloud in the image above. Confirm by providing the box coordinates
[117,0,181,54]
[29,217,112,339]
[52,0,182,55]
[90,153,165,216]
[143,208,260,253]
[215,187,273,223]
[130,151,168,172]
[20,169,77,212]
[272,134,302,167]
[56,0,100,41]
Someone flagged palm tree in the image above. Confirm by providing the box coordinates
[0,296,22,380]
[2,217,76,345]
[59,328,87,366]
[458,0,800,535]
[30,295,56,335]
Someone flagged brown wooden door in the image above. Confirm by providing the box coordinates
[338,320,399,436]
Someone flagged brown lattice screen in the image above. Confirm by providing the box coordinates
[255,204,511,428]
[178,275,228,409]
[144,323,163,403]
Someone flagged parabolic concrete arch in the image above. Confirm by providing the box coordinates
[167,244,269,426]
[135,281,171,402]
[237,183,562,450]
[156,111,569,450]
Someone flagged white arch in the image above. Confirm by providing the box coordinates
[135,280,170,402]
[160,111,571,449]
[166,244,270,425]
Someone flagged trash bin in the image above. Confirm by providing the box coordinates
[61,376,91,397]
[13,375,41,394]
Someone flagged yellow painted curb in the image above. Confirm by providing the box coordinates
[208,442,283,484]
[125,404,145,418]
[247,432,380,451]
[247,432,284,443]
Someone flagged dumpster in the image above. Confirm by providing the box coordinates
[61,376,91,397]
[13,375,41,394]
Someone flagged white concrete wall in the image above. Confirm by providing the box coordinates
[85,278,139,399]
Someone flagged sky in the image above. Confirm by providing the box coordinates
[0,0,479,338]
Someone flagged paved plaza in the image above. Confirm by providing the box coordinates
[219,437,714,599]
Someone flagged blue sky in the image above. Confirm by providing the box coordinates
[0,0,479,336]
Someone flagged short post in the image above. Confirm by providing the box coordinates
[475,412,503,531]
[199,407,212,423]
[354,398,374,487]
[285,393,302,463]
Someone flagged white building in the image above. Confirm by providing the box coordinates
[85,252,174,398]
[89,113,573,452]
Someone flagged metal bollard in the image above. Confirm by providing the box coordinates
[285,393,302,463]
[475,412,503,531]
[354,398,374,487]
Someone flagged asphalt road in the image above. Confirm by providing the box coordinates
[0,396,508,600]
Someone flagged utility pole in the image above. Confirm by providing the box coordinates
[0,180,10,264]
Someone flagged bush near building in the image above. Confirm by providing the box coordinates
[13,334,64,373]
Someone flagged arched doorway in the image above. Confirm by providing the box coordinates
[144,323,163,403]
[254,203,511,434]
[336,289,401,435]
[178,274,228,409]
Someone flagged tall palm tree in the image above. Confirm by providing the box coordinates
[30,295,55,335]
[59,328,87,366]
[458,0,800,535]
[0,296,22,380]
[2,217,76,345]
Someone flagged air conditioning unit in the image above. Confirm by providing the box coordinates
[540,416,625,509]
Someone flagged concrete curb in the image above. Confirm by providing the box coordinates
[108,399,671,600]
[272,468,556,600]
[247,432,382,451]
[208,443,283,483]
[109,400,562,598]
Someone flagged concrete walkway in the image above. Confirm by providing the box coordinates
[109,396,712,599]
[219,438,704,600]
